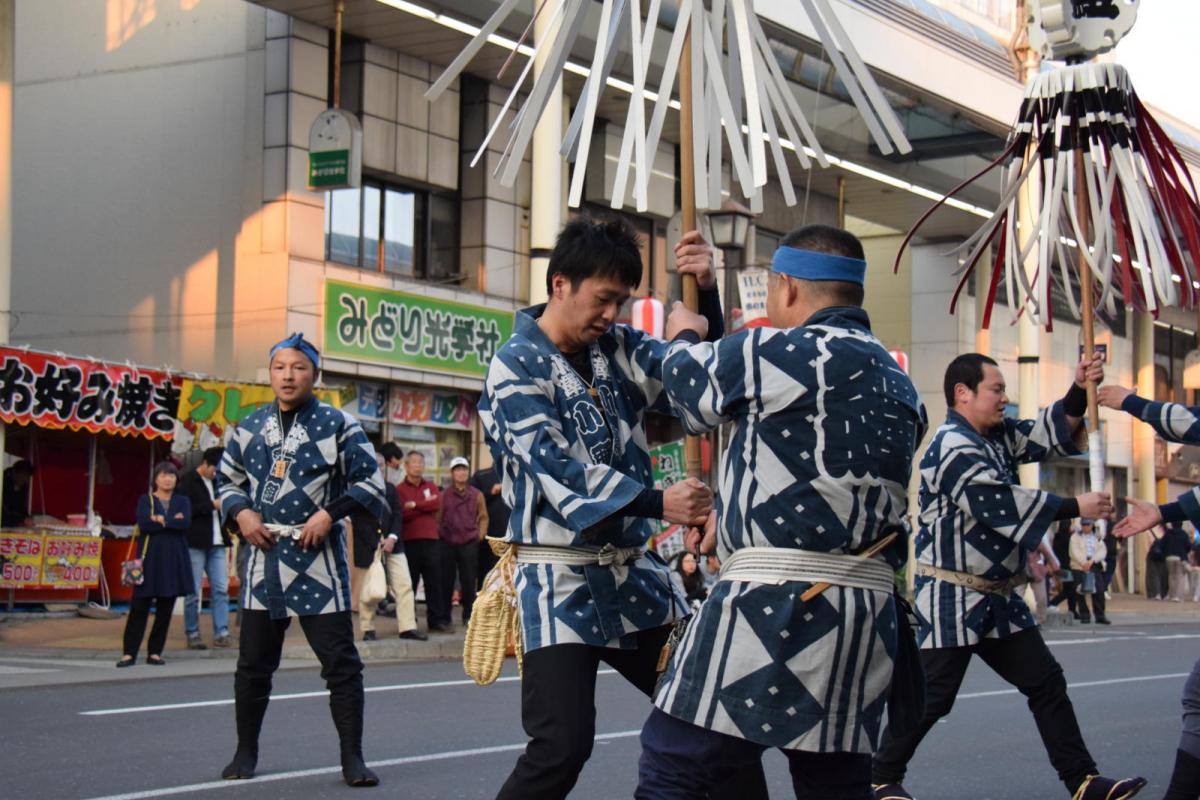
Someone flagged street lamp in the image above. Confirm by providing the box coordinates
[705,200,754,332]
[707,200,753,251]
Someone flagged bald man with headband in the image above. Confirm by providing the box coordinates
[637,224,928,800]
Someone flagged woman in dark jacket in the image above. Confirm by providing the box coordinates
[117,462,194,667]
[670,552,708,605]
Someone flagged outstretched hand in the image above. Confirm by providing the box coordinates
[1112,497,1163,538]
[1097,384,1133,411]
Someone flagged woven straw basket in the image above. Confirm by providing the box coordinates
[463,537,523,685]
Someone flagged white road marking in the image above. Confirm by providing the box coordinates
[1045,633,1200,646]
[80,669,620,717]
[0,664,56,675]
[957,672,1189,700]
[75,671,1192,800]
[79,730,643,800]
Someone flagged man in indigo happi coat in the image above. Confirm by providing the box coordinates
[1100,383,1200,800]
[636,224,927,800]
[871,354,1145,800]
[480,216,766,799]
[216,333,388,787]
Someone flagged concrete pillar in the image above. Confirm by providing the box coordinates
[1132,310,1156,593]
[528,8,563,305]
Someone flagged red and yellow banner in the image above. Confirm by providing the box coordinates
[0,531,104,589]
[0,347,183,440]
[0,531,45,587]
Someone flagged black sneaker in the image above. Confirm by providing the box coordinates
[399,629,428,641]
[428,623,456,634]
[872,784,916,800]
[186,635,208,650]
[362,630,377,642]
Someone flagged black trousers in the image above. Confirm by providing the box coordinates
[1147,558,1170,599]
[638,707,871,799]
[234,610,364,747]
[1074,568,1107,621]
[406,539,448,627]
[1049,577,1077,615]
[496,625,767,800]
[122,596,177,658]
[872,627,1097,792]
[441,541,479,624]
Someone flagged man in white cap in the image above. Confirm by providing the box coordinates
[438,456,488,626]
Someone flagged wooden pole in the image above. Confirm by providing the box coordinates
[679,24,703,481]
[333,0,344,108]
[1076,148,1100,431]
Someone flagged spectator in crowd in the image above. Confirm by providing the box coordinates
[1165,523,1193,603]
[438,457,488,627]
[470,462,509,586]
[358,452,426,642]
[179,447,232,650]
[397,452,449,631]
[1070,519,1110,625]
[1049,519,1078,619]
[1027,533,1059,623]
[1,460,34,528]
[1103,526,1119,597]
[117,462,194,667]
[349,459,385,641]
[669,552,707,605]
[380,442,403,479]
[699,552,720,590]
[1146,526,1169,600]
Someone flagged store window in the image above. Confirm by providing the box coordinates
[325,179,460,283]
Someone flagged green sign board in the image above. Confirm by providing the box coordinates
[323,279,514,378]
[308,150,350,189]
[649,440,686,534]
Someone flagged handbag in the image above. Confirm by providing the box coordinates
[359,547,388,607]
[120,529,147,587]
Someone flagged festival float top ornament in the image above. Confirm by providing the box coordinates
[897,0,1200,329]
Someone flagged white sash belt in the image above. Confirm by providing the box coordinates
[514,543,644,567]
[719,547,894,593]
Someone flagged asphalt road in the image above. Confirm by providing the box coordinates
[1,623,1197,800]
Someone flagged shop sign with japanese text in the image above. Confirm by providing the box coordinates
[0,531,44,587]
[0,347,182,440]
[324,280,513,378]
[390,388,475,430]
[40,535,102,588]
[648,440,687,559]
[174,379,341,452]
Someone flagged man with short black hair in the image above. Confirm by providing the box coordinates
[638,223,926,800]
[870,353,1145,800]
[179,447,232,649]
[380,442,403,470]
[217,333,387,787]
[480,216,764,799]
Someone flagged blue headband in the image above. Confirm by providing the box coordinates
[270,332,320,369]
[771,246,867,285]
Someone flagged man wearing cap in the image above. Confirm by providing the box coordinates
[636,224,928,799]
[438,456,488,626]
[216,332,388,787]
[869,353,1145,800]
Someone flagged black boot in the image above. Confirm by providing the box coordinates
[1164,749,1200,800]
[331,691,378,787]
[221,695,269,779]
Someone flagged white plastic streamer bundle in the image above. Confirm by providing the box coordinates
[896,62,1200,330]
[426,0,912,213]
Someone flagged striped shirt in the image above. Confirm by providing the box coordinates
[914,406,1081,648]
[478,305,687,653]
